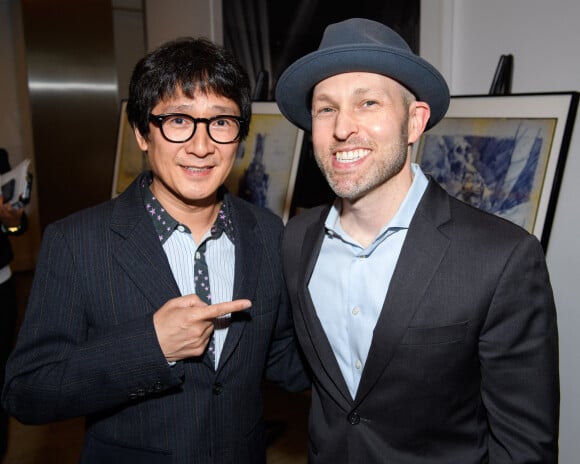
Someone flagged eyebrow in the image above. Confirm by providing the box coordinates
[352,87,373,96]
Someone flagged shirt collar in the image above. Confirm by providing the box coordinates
[141,172,235,245]
[325,163,428,243]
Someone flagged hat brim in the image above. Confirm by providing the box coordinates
[275,44,450,131]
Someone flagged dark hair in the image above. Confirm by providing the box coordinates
[126,37,251,141]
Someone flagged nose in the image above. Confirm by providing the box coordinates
[184,123,214,157]
[333,109,359,141]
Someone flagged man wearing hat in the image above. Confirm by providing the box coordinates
[276,18,559,463]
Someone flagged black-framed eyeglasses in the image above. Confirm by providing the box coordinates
[148,113,245,144]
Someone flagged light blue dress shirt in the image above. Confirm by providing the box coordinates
[308,164,428,398]
[142,177,235,370]
[164,228,234,369]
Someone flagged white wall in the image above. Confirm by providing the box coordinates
[421,1,580,461]
[144,0,222,50]
[112,0,146,101]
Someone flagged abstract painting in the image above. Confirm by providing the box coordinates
[414,93,578,249]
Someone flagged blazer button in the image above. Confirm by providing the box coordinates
[212,383,223,395]
[347,411,360,425]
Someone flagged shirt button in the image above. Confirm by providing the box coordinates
[177,225,185,232]
[351,307,360,316]
[355,360,362,370]
[195,251,201,259]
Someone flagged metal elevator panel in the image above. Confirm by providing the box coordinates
[21,0,119,230]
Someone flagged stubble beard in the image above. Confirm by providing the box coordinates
[314,125,410,201]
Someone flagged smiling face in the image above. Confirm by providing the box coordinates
[311,72,429,202]
[134,88,241,214]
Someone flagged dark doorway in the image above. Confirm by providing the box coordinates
[223,0,420,213]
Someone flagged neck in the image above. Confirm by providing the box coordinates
[151,183,221,243]
[339,168,413,248]
[179,201,221,243]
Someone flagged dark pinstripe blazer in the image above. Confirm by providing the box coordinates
[282,179,559,464]
[2,172,308,464]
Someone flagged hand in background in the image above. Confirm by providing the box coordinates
[0,195,24,229]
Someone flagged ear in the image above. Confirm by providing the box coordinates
[134,127,149,151]
[407,101,430,145]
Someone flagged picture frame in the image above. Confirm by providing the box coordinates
[1,158,32,208]
[224,101,304,223]
[111,100,149,198]
[413,92,579,250]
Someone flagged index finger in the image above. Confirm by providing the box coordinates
[204,299,252,319]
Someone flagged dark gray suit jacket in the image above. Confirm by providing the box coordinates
[3,172,308,464]
[283,179,559,464]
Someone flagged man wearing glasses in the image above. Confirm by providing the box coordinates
[3,37,308,464]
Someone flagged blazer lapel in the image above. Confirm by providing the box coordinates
[110,175,181,310]
[216,196,260,369]
[354,181,452,404]
[297,207,354,407]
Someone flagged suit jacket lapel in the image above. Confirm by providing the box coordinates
[216,196,260,369]
[110,175,181,311]
[354,180,451,404]
[298,206,354,407]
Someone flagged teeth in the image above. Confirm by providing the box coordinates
[335,149,369,163]
[185,166,207,172]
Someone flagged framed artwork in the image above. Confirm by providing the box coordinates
[224,101,304,223]
[414,92,578,250]
[111,100,149,198]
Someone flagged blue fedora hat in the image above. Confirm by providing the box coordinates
[275,18,450,131]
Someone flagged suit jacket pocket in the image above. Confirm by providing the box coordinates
[400,320,468,345]
[81,432,172,464]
